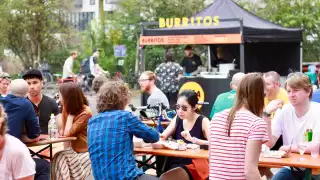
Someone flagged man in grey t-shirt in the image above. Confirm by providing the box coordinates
[139,71,169,109]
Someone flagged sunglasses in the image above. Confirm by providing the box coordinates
[174,104,188,111]
[287,72,305,78]
[138,79,150,83]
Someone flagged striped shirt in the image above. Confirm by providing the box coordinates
[209,109,268,180]
[87,110,160,180]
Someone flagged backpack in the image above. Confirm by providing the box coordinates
[80,58,90,74]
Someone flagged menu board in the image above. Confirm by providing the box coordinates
[140,34,241,45]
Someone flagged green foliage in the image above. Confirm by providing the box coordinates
[93,0,207,76]
[0,0,74,70]
[236,0,320,62]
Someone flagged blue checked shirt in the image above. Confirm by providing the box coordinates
[88,110,160,180]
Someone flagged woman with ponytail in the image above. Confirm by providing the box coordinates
[209,73,269,180]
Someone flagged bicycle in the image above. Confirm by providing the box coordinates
[114,71,125,82]
[129,103,175,133]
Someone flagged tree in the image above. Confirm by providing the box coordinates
[236,0,320,62]
[103,0,207,74]
[0,0,73,69]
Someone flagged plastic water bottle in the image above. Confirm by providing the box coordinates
[48,113,58,139]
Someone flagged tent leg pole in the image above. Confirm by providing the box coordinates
[140,24,145,72]
[239,18,245,73]
[141,48,145,72]
[208,45,211,72]
[240,43,245,73]
[300,41,303,72]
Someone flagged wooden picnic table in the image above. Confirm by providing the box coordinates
[26,134,77,160]
[259,153,320,175]
[134,147,207,159]
[26,135,77,147]
[134,147,320,179]
[142,120,170,127]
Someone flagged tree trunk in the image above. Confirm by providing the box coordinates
[99,0,105,30]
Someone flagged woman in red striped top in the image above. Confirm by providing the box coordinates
[209,73,269,180]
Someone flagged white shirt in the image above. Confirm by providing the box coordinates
[62,56,74,79]
[147,87,170,108]
[272,102,320,145]
[0,135,36,180]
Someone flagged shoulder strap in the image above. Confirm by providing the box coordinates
[173,116,181,136]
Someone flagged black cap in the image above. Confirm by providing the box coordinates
[22,69,43,80]
[184,45,192,50]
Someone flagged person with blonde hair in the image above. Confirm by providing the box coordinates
[0,79,50,180]
[138,71,169,108]
[263,71,289,107]
[0,72,11,97]
[261,71,289,178]
[0,105,37,180]
[210,73,268,180]
[265,72,320,180]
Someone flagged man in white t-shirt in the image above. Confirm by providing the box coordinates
[0,113,36,180]
[62,51,78,79]
[264,72,320,180]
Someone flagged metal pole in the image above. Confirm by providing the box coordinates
[208,45,211,72]
[140,23,145,106]
[300,41,303,72]
[239,19,245,73]
[140,24,145,72]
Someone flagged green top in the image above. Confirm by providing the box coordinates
[210,89,236,119]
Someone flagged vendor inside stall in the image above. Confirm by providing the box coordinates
[211,46,231,67]
[181,45,203,76]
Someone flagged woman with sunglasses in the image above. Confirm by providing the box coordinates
[160,90,210,180]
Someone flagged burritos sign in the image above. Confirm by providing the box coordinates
[159,16,220,28]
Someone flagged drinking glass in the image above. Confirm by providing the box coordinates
[298,141,308,160]
[310,141,320,158]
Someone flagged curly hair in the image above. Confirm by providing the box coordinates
[0,104,8,136]
[92,76,108,93]
[97,80,131,112]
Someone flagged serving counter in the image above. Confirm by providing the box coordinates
[141,76,231,118]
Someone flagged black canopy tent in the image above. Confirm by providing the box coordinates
[140,0,303,75]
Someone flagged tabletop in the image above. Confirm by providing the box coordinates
[259,153,320,175]
[134,147,320,175]
[142,120,170,127]
[134,147,207,159]
[26,134,77,147]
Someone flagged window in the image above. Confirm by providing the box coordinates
[106,0,118,4]
[90,0,95,5]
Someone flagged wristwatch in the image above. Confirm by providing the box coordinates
[263,111,272,117]
[192,137,198,144]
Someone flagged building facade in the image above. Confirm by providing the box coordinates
[69,0,118,30]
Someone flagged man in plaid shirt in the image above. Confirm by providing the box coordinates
[88,81,159,180]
